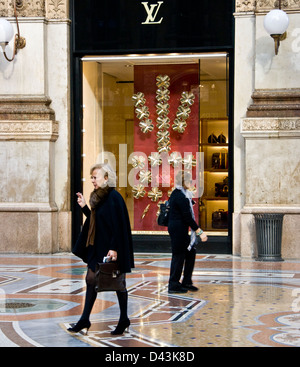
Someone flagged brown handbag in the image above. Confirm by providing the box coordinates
[95,262,126,292]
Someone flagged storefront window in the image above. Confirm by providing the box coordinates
[199,56,229,234]
[81,53,229,235]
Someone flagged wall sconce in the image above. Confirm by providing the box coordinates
[0,0,26,62]
[264,5,289,55]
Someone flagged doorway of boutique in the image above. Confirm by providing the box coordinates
[80,53,233,254]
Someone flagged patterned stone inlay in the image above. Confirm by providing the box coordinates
[0,298,65,313]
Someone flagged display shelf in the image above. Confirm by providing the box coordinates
[199,118,229,231]
[200,143,228,147]
[205,168,228,173]
[204,197,229,201]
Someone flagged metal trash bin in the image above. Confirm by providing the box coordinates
[254,213,284,262]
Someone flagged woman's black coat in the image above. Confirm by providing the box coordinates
[167,189,199,254]
[73,189,134,273]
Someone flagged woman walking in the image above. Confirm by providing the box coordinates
[69,163,134,335]
[168,170,207,293]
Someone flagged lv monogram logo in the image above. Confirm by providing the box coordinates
[141,1,164,25]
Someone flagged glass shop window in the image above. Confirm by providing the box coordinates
[81,53,229,235]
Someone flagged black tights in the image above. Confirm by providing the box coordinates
[80,268,128,323]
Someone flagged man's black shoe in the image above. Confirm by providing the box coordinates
[182,284,198,291]
[168,287,188,294]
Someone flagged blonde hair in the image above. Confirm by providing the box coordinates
[90,163,117,187]
[175,170,192,186]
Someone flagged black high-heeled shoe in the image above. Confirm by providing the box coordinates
[111,319,130,335]
[67,319,91,335]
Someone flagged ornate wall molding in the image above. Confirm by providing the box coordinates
[0,120,59,140]
[241,117,300,137]
[242,117,300,130]
[236,0,256,13]
[0,95,55,119]
[236,0,300,13]
[0,0,45,17]
[0,95,59,141]
[0,0,68,19]
[247,89,300,117]
[46,0,68,20]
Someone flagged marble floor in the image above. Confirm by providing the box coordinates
[0,252,300,347]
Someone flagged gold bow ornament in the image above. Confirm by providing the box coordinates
[139,119,154,133]
[156,75,170,89]
[148,187,163,202]
[132,184,146,199]
[131,155,146,169]
[148,152,162,167]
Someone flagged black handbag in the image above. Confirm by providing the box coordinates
[218,133,226,143]
[157,201,170,226]
[95,262,126,292]
[208,133,218,143]
[215,176,229,197]
[212,209,228,229]
[211,151,228,169]
[212,152,220,169]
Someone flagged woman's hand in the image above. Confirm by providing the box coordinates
[200,232,208,242]
[76,192,86,208]
[107,250,118,261]
[196,228,208,242]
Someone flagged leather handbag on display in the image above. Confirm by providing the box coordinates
[215,176,229,197]
[219,149,228,169]
[218,133,226,143]
[95,262,126,292]
[208,133,218,143]
[212,209,228,229]
[212,152,220,169]
[211,151,228,169]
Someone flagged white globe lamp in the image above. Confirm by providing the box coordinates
[264,9,289,55]
[0,18,14,51]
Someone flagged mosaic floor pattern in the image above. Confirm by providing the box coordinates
[0,253,300,347]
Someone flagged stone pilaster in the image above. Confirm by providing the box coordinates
[234,0,300,259]
[239,114,300,259]
[0,96,59,253]
[0,0,71,253]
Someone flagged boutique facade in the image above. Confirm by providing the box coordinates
[71,0,234,253]
[0,0,299,258]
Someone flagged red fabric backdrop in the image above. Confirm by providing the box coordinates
[133,64,199,231]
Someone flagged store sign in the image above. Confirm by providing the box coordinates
[72,0,234,52]
[141,1,164,25]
